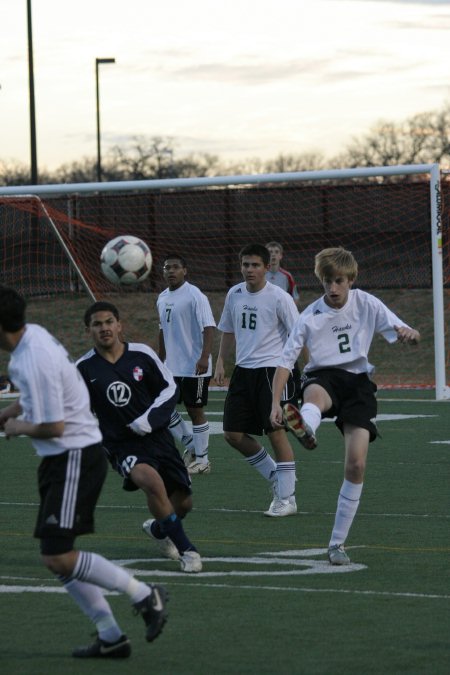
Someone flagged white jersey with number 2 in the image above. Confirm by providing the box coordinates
[218,281,299,368]
[278,288,411,375]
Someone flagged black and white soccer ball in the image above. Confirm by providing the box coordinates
[100,235,153,285]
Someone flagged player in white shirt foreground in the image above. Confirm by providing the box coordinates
[214,243,300,517]
[157,254,216,475]
[270,247,420,564]
[0,286,167,659]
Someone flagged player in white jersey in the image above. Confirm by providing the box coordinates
[214,244,300,517]
[265,240,300,308]
[0,286,168,658]
[270,248,420,564]
[157,254,216,475]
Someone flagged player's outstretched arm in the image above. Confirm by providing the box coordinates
[394,325,420,345]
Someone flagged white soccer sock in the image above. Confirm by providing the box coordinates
[72,551,150,604]
[275,462,297,500]
[193,422,209,463]
[300,402,322,434]
[245,447,277,481]
[329,479,363,547]
[169,411,195,452]
[62,578,123,643]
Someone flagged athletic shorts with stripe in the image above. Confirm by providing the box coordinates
[223,365,297,436]
[301,368,378,441]
[174,375,210,408]
[34,442,107,555]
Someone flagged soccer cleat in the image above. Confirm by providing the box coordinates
[282,403,317,450]
[72,634,131,659]
[142,518,180,560]
[182,449,196,468]
[188,460,211,475]
[264,495,297,517]
[133,584,168,642]
[180,550,203,573]
[328,544,351,565]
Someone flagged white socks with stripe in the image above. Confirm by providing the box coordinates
[193,422,210,463]
[169,410,195,452]
[246,447,277,480]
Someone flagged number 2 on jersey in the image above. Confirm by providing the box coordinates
[337,333,351,353]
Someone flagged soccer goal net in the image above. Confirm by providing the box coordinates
[0,163,448,398]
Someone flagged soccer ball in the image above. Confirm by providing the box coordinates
[100,235,153,285]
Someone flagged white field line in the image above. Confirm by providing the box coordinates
[0,500,448,519]
[0,581,449,602]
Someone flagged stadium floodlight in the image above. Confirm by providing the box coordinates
[95,58,116,183]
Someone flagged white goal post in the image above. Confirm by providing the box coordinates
[0,163,448,400]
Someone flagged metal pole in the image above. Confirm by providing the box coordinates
[27,0,38,184]
[95,58,115,183]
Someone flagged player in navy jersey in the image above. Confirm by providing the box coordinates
[214,243,299,517]
[77,301,202,574]
[157,254,216,474]
[270,247,420,565]
[0,286,168,659]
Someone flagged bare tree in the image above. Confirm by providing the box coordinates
[0,159,53,186]
[3,104,450,188]
[336,103,450,169]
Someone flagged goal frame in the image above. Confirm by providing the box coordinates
[0,163,447,400]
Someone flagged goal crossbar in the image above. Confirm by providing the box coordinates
[0,163,447,399]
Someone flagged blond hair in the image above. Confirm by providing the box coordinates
[314,247,358,282]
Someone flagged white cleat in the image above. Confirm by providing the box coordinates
[264,495,297,517]
[142,519,180,560]
[180,550,203,573]
[182,450,196,468]
[188,461,211,475]
[328,544,351,565]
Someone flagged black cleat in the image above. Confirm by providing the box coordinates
[72,633,131,658]
[133,583,168,642]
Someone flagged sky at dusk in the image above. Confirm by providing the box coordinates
[2,0,450,172]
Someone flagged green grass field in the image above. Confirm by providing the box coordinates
[1,390,450,674]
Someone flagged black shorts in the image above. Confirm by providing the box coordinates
[35,443,107,555]
[106,428,192,496]
[174,376,210,408]
[223,365,297,436]
[301,368,378,442]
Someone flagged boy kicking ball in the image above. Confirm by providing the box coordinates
[270,247,420,565]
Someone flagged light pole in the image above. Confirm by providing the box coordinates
[95,57,115,182]
[27,0,38,184]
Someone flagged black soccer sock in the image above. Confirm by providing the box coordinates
[158,513,197,554]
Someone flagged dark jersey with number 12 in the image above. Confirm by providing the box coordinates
[76,342,178,445]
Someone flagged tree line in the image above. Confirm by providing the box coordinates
[2,103,450,186]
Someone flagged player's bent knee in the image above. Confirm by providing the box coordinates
[223,431,244,448]
[41,550,77,576]
[345,461,366,483]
